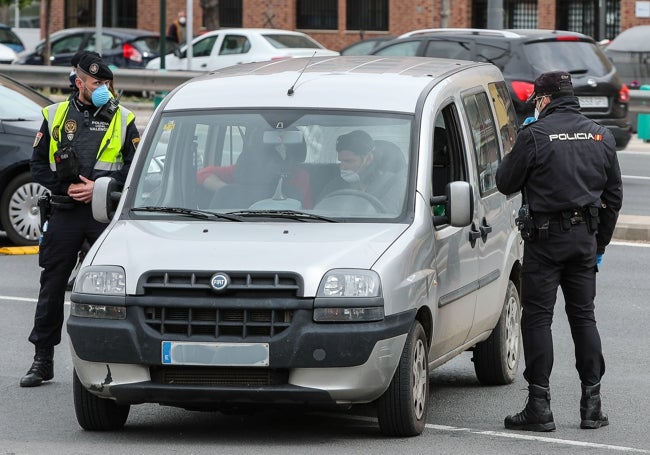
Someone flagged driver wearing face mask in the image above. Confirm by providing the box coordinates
[318,129,403,211]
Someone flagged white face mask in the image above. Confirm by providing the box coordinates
[178,17,186,25]
[534,108,540,120]
[340,169,361,183]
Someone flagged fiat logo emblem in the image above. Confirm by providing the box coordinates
[210,272,230,292]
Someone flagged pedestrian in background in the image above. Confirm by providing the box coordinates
[21,54,140,387]
[496,71,622,431]
[167,10,187,44]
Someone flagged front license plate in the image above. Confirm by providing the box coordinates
[161,341,270,366]
[578,96,608,108]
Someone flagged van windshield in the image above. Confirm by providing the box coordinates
[131,110,412,221]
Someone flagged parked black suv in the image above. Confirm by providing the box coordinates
[372,28,631,149]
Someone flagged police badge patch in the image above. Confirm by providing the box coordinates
[64,119,77,141]
[33,131,43,148]
[89,62,99,75]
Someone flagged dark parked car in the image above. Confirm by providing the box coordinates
[372,28,631,149]
[339,35,395,55]
[0,73,50,245]
[16,27,178,68]
[0,23,24,52]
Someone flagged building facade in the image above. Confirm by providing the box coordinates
[40,0,650,51]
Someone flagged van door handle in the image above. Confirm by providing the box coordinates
[480,218,492,241]
[469,222,481,247]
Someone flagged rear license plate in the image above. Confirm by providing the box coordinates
[578,96,608,108]
[161,341,270,366]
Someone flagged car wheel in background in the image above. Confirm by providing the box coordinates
[0,172,48,246]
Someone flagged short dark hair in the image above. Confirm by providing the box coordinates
[336,130,374,156]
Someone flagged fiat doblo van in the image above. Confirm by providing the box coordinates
[68,56,523,436]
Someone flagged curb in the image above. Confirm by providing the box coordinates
[613,215,650,242]
[0,246,39,255]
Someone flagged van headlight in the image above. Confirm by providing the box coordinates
[314,269,384,322]
[70,302,126,319]
[73,266,126,295]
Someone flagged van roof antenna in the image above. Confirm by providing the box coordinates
[287,51,317,96]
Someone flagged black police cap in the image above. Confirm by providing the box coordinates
[527,71,574,103]
[76,53,113,80]
[71,50,101,68]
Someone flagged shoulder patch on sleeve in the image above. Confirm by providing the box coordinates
[33,131,43,148]
[132,137,140,149]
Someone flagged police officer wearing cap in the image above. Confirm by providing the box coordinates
[496,71,622,431]
[22,54,140,387]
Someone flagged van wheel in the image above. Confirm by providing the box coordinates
[0,172,47,246]
[376,321,428,437]
[473,280,521,385]
[73,369,130,430]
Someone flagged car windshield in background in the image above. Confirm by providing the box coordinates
[524,41,613,77]
[0,85,44,119]
[263,34,321,49]
[133,111,411,220]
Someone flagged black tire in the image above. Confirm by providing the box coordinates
[0,172,48,246]
[473,280,521,385]
[376,321,429,437]
[73,369,130,430]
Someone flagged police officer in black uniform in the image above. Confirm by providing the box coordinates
[496,71,622,431]
[21,54,140,387]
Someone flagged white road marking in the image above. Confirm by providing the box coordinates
[622,175,650,180]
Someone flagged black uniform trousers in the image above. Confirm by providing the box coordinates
[28,203,107,348]
[520,220,605,388]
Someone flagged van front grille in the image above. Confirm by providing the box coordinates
[150,366,289,386]
[144,306,293,338]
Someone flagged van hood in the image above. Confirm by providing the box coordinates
[91,220,408,296]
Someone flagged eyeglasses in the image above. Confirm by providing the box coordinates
[533,95,548,103]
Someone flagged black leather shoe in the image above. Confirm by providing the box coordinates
[504,384,556,432]
[19,346,54,388]
[581,383,609,429]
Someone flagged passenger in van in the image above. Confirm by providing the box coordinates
[200,138,313,209]
[317,130,404,211]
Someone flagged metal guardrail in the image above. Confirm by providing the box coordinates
[3,63,650,132]
[0,63,204,92]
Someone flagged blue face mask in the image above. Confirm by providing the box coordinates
[91,84,111,107]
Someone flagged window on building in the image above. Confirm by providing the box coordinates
[557,0,620,41]
[297,0,337,30]
[64,0,137,28]
[220,0,242,28]
[346,0,388,31]
[472,0,537,29]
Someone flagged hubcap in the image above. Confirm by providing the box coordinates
[504,293,521,371]
[412,338,427,419]
[8,182,47,242]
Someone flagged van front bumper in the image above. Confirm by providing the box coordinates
[68,305,415,405]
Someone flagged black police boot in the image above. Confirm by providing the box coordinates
[580,383,609,429]
[19,346,54,388]
[504,384,556,432]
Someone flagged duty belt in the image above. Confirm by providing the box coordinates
[50,194,77,209]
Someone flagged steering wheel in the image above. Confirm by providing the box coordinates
[317,189,388,213]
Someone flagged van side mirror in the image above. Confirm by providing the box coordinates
[92,176,123,223]
[431,181,473,227]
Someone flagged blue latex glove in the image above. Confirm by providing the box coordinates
[596,254,604,268]
[522,116,537,126]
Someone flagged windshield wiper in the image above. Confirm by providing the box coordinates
[226,209,337,222]
[131,206,243,221]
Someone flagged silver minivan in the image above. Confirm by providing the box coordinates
[69,56,523,436]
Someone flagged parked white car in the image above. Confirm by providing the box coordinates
[145,28,339,71]
[0,42,17,63]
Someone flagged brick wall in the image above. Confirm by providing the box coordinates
[40,1,648,54]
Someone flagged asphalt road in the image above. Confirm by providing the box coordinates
[0,241,649,454]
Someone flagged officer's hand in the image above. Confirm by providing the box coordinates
[596,254,604,268]
[68,175,94,204]
[522,117,537,126]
